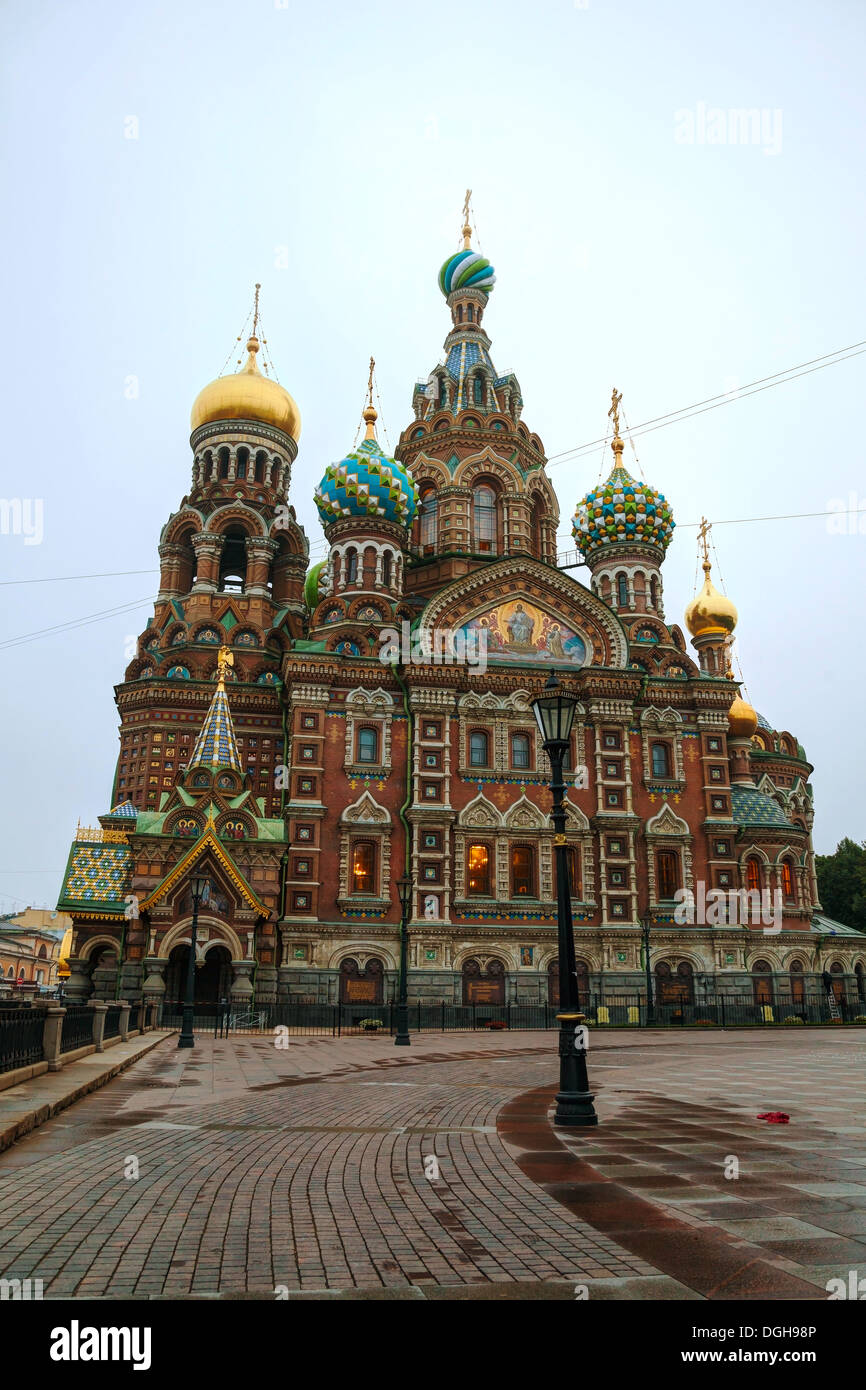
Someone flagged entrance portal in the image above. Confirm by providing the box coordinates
[339,957,384,1004]
[462,958,505,1005]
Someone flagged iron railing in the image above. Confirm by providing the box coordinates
[128,1005,139,1031]
[0,1006,45,1074]
[103,1006,122,1040]
[60,1005,93,1053]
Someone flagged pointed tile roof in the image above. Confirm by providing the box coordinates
[188,652,242,773]
[107,799,138,818]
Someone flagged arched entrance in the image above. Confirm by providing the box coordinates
[462,958,505,1005]
[165,943,232,1007]
[547,958,589,1009]
[655,961,694,1007]
[751,959,774,1007]
[789,959,805,1010]
[828,961,846,1008]
[339,956,384,1004]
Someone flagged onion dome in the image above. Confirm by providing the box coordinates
[191,334,301,441]
[572,438,675,556]
[685,558,738,637]
[315,403,418,528]
[438,248,496,297]
[725,667,758,738]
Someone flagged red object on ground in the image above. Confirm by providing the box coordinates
[757,1111,790,1123]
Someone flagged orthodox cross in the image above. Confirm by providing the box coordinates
[252,282,261,336]
[697,515,712,566]
[462,189,472,248]
[367,355,375,410]
[608,387,623,438]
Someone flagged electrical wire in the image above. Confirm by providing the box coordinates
[0,596,156,652]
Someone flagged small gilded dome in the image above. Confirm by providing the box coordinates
[728,693,759,738]
[685,564,738,637]
[572,444,675,556]
[191,336,301,440]
[438,248,496,297]
[315,412,418,529]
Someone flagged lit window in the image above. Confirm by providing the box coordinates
[747,858,762,892]
[511,846,535,897]
[563,846,582,897]
[781,860,795,898]
[467,844,491,895]
[357,727,379,763]
[657,850,679,899]
[351,841,375,895]
[469,730,489,767]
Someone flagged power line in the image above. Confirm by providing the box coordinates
[0,596,156,652]
[547,339,866,466]
[0,569,158,587]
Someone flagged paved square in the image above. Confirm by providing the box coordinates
[0,1027,863,1299]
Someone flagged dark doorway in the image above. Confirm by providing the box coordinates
[752,959,774,1008]
[547,958,589,1009]
[165,942,231,1006]
[339,956,384,1004]
[462,958,505,1005]
[656,960,694,1007]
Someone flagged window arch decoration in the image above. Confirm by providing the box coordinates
[337,791,393,912]
[644,804,693,908]
[344,687,394,774]
[640,707,685,784]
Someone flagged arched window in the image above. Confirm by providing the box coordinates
[563,846,582,898]
[419,488,438,550]
[650,576,658,609]
[345,549,358,584]
[651,742,671,777]
[218,528,248,594]
[473,375,484,405]
[381,551,392,587]
[469,730,489,767]
[789,959,805,1007]
[473,484,497,552]
[511,845,536,897]
[656,849,680,899]
[254,452,266,483]
[467,843,491,896]
[351,841,376,895]
[457,305,463,323]
[752,959,774,1007]
[616,574,629,608]
[438,378,448,410]
[357,727,379,764]
[746,858,762,893]
[510,732,531,769]
[218,448,230,480]
[531,496,545,560]
[235,448,248,479]
[781,859,795,899]
[467,303,474,322]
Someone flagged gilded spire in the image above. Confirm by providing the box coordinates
[188,648,242,773]
[685,519,738,637]
[362,355,378,439]
[608,387,624,456]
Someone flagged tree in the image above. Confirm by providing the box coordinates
[815,838,866,934]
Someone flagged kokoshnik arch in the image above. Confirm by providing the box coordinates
[56,207,865,1015]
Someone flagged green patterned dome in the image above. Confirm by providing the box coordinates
[573,454,675,557]
[315,435,417,529]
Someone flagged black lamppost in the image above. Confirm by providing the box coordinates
[531,674,598,1128]
[177,875,211,1050]
[394,873,412,1047]
[641,911,655,1025]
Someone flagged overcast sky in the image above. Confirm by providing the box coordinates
[0,0,864,912]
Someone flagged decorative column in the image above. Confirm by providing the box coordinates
[244,537,279,597]
[191,533,224,593]
[141,956,168,1025]
[64,956,93,1004]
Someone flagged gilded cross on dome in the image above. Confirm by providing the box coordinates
[608,387,623,439]
[462,189,472,249]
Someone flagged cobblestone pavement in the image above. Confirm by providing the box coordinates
[0,1028,863,1299]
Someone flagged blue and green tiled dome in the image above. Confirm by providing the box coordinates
[572,455,675,557]
[438,248,496,297]
[315,433,418,529]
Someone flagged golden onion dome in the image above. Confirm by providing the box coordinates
[190,336,301,440]
[684,561,738,637]
[728,693,759,738]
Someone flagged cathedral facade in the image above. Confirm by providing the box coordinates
[57,214,865,1016]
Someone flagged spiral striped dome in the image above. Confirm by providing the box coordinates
[572,461,675,557]
[315,436,418,529]
[438,248,496,297]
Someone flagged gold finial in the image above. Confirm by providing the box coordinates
[362,355,378,439]
[697,515,712,575]
[245,283,262,363]
[216,645,234,688]
[462,189,472,249]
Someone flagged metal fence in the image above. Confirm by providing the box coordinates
[60,1005,93,1054]
[128,1005,139,1031]
[155,993,866,1036]
[103,1006,122,1040]
[0,1006,45,1073]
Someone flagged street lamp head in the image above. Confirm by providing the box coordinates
[530,673,579,750]
[396,873,413,916]
[190,875,211,904]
